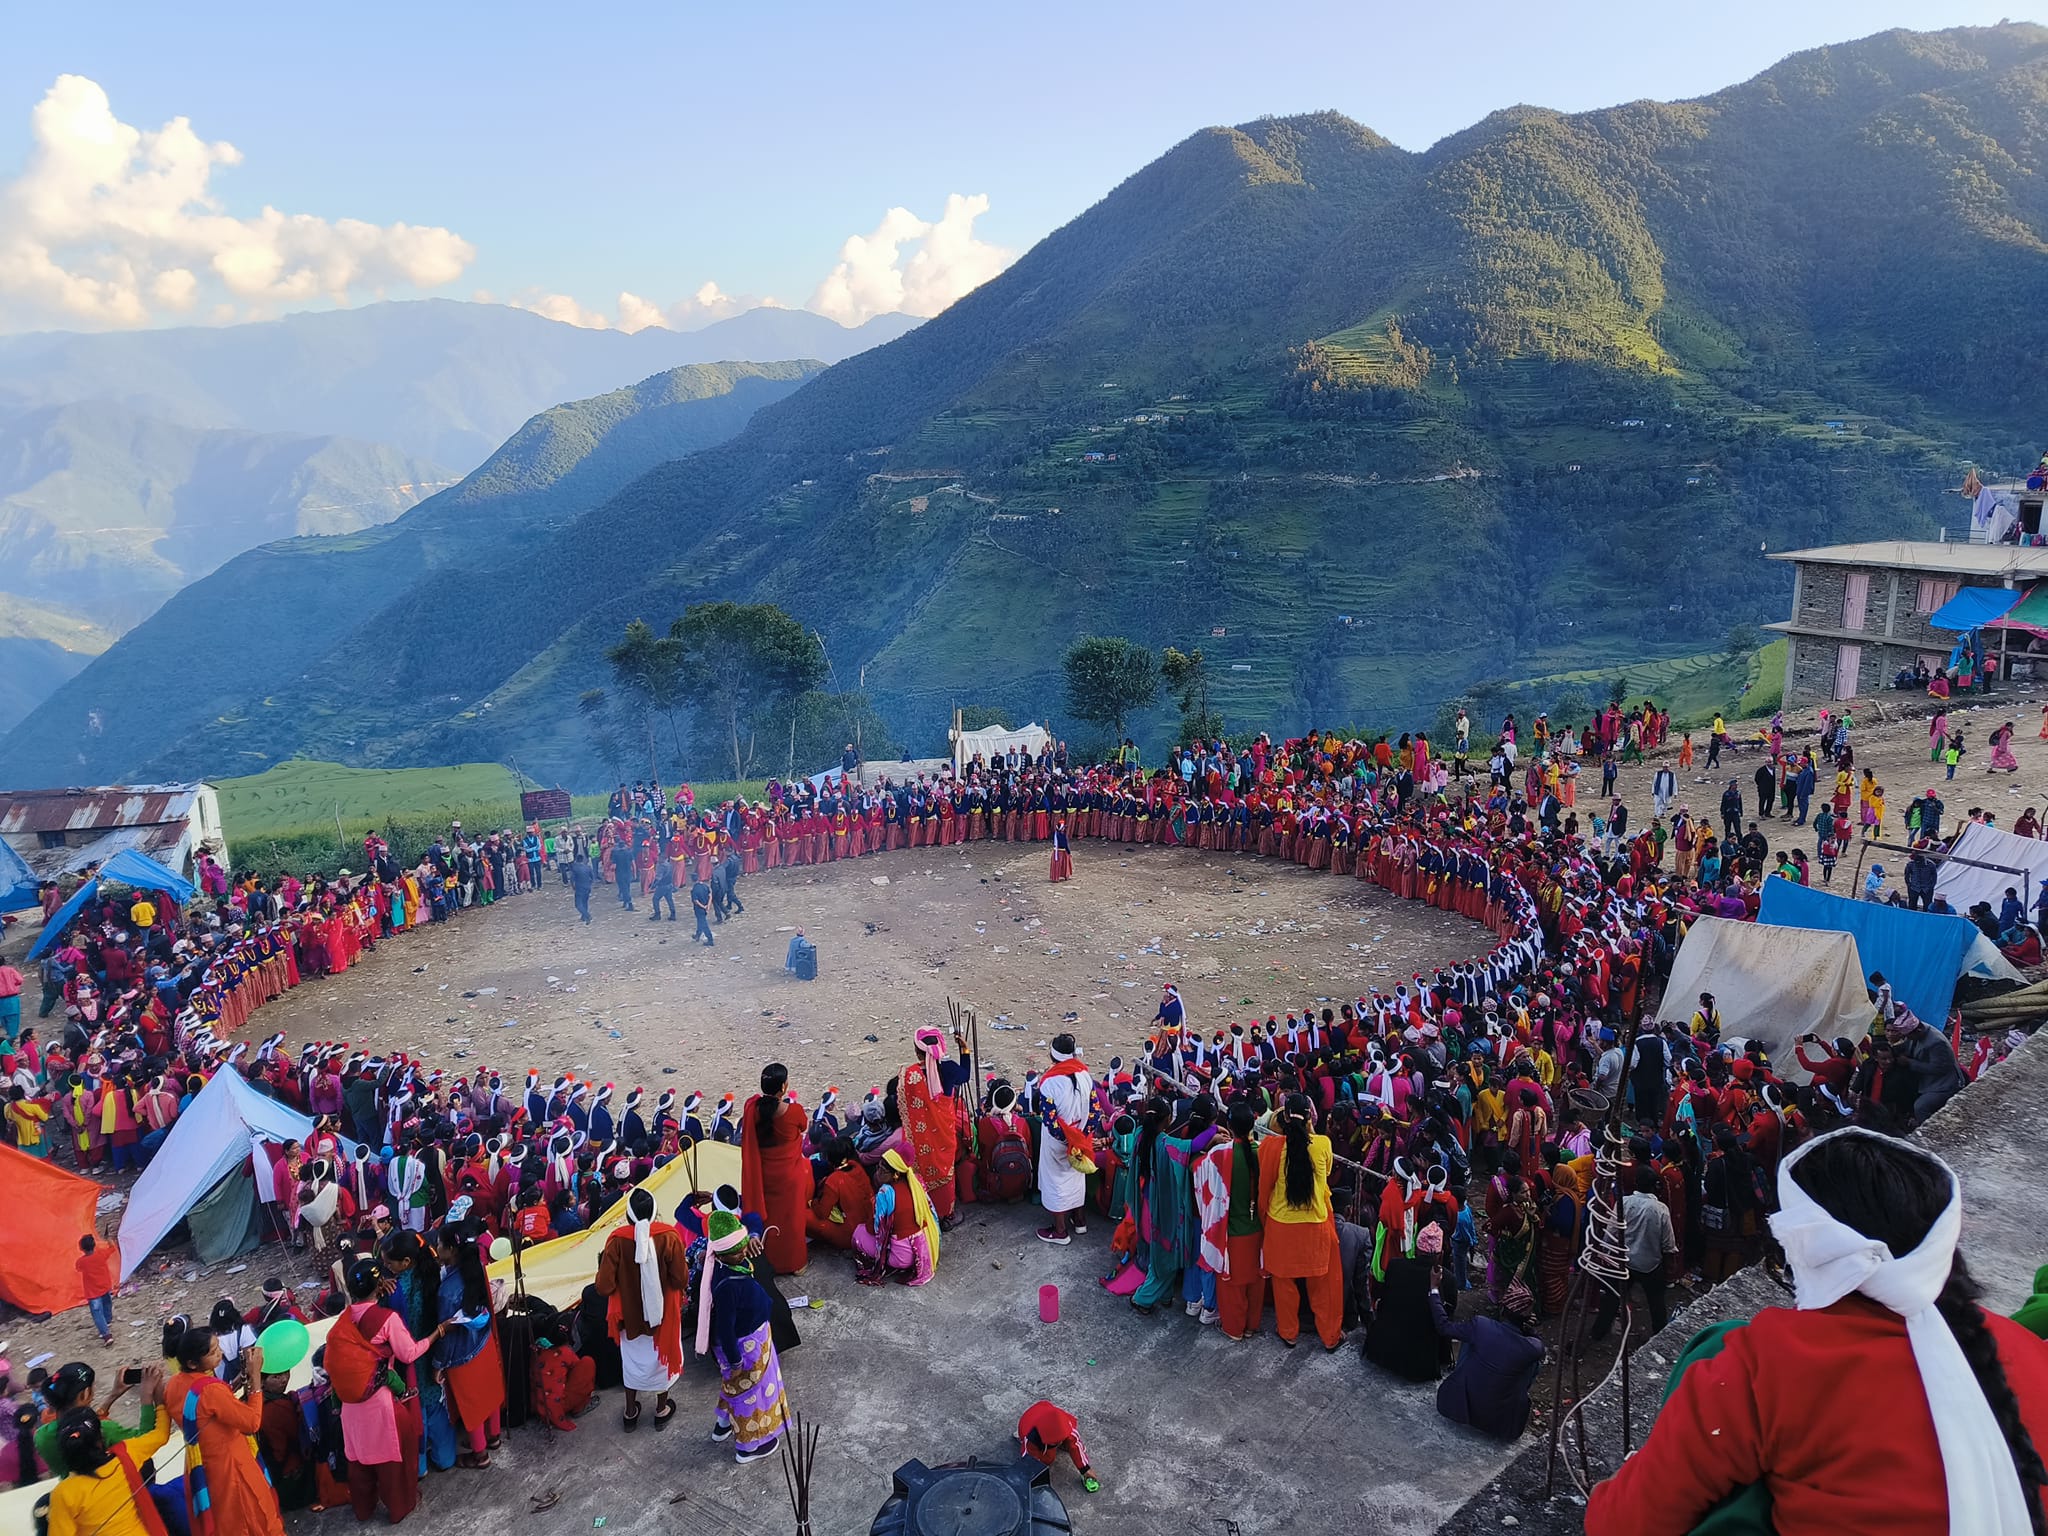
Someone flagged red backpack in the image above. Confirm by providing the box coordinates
[979,1116,1034,1202]
[324,1304,392,1403]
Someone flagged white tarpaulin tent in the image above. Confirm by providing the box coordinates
[1934,819,2048,916]
[1656,917,1875,1071]
[114,1069,360,1281]
[954,721,1051,772]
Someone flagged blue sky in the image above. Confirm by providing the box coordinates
[0,1,2032,332]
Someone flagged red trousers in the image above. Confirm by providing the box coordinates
[1270,1251,1345,1348]
[347,1393,422,1524]
[1216,1233,1267,1339]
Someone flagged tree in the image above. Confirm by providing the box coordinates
[1725,623,1761,658]
[766,689,901,778]
[605,619,688,776]
[578,688,628,785]
[672,602,828,781]
[1160,645,1222,743]
[958,705,1014,732]
[1063,635,1158,740]
[1607,674,1630,709]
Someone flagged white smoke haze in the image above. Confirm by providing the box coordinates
[0,74,475,329]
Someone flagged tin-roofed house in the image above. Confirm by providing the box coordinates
[0,782,226,884]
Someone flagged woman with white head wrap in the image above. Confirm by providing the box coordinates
[592,1186,689,1429]
[1588,1126,2048,1535]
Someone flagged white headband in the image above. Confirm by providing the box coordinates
[1770,1127,2030,1536]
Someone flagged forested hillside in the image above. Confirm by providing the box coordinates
[8,24,2044,788]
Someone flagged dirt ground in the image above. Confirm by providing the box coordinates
[4,840,1485,1376]
[12,681,2048,1386]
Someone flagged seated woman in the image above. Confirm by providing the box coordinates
[1928,670,1952,699]
[1586,1126,2048,1535]
[853,1149,939,1286]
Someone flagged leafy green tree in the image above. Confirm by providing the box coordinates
[1725,624,1761,658]
[959,705,1014,732]
[766,688,901,777]
[1063,635,1158,739]
[672,602,828,781]
[604,620,688,776]
[1607,674,1630,709]
[1161,645,1222,743]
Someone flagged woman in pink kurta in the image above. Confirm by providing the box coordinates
[331,1260,444,1524]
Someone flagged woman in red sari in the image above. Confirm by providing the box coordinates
[899,1026,963,1222]
[740,1064,812,1275]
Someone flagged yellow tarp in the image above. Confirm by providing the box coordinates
[0,1143,739,1535]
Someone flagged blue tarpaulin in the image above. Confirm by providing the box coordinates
[0,839,34,911]
[1928,585,2020,631]
[27,879,96,960]
[1757,877,1976,1026]
[26,849,193,959]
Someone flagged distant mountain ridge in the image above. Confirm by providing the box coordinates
[0,360,817,780]
[0,399,451,630]
[0,301,918,472]
[9,23,2047,789]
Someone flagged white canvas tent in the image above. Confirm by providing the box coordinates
[953,720,1051,773]
[114,1069,362,1281]
[1656,917,1875,1071]
[1934,819,2048,916]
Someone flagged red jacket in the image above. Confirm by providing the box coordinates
[1587,1297,2048,1535]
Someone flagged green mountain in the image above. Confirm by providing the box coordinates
[0,400,453,631]
[9,23,2047,789]
[0,301,918,472]
[0,361,817,780]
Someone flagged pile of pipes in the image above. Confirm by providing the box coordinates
[1960,979,2048,1033]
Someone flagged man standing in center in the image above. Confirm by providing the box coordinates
[740,1063,812,1276]
[1036,1034,1093,1246]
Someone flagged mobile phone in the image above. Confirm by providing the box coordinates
[121,1367,144,1387]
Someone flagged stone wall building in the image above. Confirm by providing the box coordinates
[1767,540,2048,705]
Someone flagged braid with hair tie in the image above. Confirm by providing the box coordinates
[1934,1256,2048,1536]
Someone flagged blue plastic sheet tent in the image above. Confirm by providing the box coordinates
[0,839,34,911]
[27,848,196,959]
[1928,585,2021,631]
[1757,877,1976,1026]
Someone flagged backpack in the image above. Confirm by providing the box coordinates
[323,1304,392,1403]
[982,1121,1033,1202]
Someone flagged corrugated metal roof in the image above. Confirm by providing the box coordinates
[21,822,192,882]
[0,784,201,837]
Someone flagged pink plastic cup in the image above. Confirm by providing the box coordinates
[1039,1283,1060,1323]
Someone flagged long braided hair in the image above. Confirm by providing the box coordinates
[1791,1134,2046,1535]
[1280,1092,1317,1210]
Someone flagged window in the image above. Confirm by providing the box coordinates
[36,830,66,849]
[1916,577,1960,615]
[1841,572,1870,631]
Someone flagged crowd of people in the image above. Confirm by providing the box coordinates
[4,703,2047,1534]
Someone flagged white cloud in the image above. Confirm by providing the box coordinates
[0,74,474,329]
[808,193,1012,325]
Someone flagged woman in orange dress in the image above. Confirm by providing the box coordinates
[165,1327,286,1536]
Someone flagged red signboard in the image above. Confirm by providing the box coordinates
[520,789,573,822]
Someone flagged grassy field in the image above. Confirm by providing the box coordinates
[1492,638,1786,730]
[216,759,527,840]
[218,759,769,878]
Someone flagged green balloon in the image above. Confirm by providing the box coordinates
[256,1317,310,1374]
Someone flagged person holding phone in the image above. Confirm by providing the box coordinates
[33,1361,162,1477]
[163,1326,286,1536]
